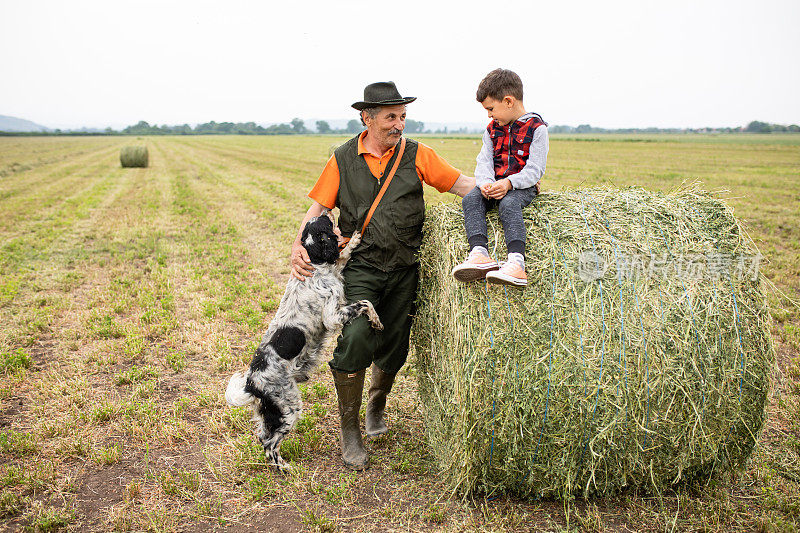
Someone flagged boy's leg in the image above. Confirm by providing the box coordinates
[461,187,492,250]
[496,187,538,256]
[486,187,538,287]
[452,187,499,282]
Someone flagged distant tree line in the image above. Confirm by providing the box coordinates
[115,118,427,136]
[1,119,797,136]
[548,121,800,134]
[741,121,800,133]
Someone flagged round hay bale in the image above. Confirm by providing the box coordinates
[120,145,149,168]
[411,185,774,499]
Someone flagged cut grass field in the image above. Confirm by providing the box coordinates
[0,133,798,532]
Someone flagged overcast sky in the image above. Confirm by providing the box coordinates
[2,0,799,130]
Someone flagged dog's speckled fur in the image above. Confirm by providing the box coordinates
[225,213,382,471]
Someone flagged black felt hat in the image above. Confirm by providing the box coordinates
[351,81,416,110]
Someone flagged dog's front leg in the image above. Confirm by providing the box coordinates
[323,298,383,331]
[337,231,362,267]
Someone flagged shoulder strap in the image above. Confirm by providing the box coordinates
[360,137,406,234]
[337,137,406,250]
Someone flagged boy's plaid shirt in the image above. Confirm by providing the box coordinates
[487,113,547,179]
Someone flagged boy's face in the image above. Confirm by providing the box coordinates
[481,96,516,126]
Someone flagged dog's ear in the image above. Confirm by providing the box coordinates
[301,220,316,256]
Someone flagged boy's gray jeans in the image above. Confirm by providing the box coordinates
[462,186,538,256]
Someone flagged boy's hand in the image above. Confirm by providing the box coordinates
[486,178,512,199]
[479,183,492,199]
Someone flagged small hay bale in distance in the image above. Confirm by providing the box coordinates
[412,185,774,499]
[119,145,149,168]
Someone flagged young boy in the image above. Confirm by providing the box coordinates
[451,68,549,287]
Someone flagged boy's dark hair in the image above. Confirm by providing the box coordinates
[476,68,523,103]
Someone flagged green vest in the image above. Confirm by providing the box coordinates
[335,135,423,272]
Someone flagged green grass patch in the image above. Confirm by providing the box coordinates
[0,431,36,456]
[113,365,159,385]
[245,473,278,501]
[86,311,125,339]
[0,348,31,374]
[88,401,117,424]
[24,503,74,532]
[311,383,329,400]
[0,491,27,519]
[165,349,187,371]
[232,435,271,473]
[0,276,21,306]
[92,443,122,465]
[158,469,201,500]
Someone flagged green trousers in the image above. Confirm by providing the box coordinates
[330,261,419,375]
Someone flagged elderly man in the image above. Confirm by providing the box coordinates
[290,82,474,470]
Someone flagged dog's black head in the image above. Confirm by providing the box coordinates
[301,214,340,264]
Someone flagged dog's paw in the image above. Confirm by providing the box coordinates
[270,454,293,474]
[348,231,362,247]
[358,300,384,331]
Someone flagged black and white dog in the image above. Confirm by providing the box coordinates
[225,212,382,471]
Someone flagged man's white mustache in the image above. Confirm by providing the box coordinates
[388,129,402,135]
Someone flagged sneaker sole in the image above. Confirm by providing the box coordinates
[486,272,527,287]
[452,265,499,282]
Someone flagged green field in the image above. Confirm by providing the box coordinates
[0,134,798,531]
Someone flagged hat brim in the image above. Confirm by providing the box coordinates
[351,97,416,111]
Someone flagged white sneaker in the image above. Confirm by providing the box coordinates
[486,261,528,287]
[451,249,499,282]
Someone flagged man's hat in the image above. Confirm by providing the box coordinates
[351,81,416,110]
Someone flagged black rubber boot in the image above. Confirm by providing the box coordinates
[365,364,395,437]
[330,367,368,470]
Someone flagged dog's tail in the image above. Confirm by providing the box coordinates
[225,369,255,407]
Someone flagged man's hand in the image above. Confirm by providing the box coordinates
[486,178,512,199]
[291,239,314,281]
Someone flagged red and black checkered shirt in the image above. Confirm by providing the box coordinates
[487,113,547,179]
